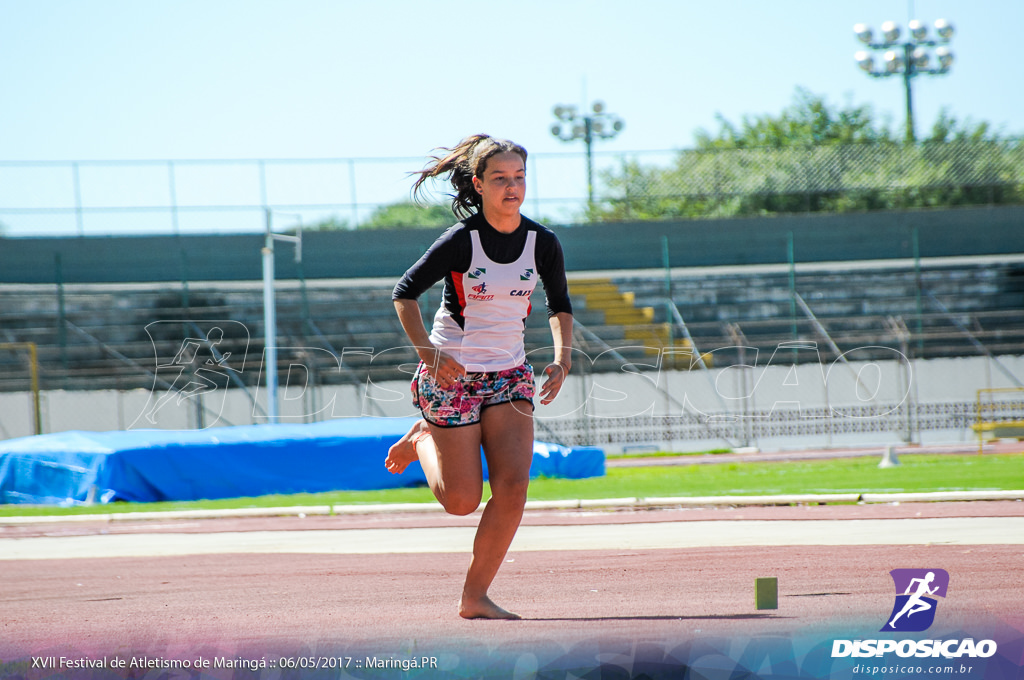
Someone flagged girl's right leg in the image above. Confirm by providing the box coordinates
[416,423,485,516]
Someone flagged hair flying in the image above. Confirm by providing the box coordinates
[411,134,527,219]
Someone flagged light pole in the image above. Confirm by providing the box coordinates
[550,101,624,206]
[854,19,954,143]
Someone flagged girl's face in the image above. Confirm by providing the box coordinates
[472,151,526,226]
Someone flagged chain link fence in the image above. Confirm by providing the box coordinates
[536,398,1024,450]
[632,140,1024,194]
[2,140,1021,237]
[595,139,1024,220]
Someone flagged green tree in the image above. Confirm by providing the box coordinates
[592,88,1023,222]
[926,109,996,143]
[301,216,351,232]
[303,202,455,232]
[359,201,455,229]
[693,87,893,150]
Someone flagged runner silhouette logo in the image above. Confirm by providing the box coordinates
[882,569,950,632]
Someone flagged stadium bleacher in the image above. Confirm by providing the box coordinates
[2,256,1022,395]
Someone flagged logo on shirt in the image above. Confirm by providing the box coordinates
[520,268,534,281]
[468,282,494,301]
[467,267,487,280]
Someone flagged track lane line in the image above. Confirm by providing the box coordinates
[1,516,1021,560]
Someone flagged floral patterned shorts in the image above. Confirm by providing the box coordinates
[413,362,535,427]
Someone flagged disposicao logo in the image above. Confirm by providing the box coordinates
[831,568,997,660]
[883,568,949,632]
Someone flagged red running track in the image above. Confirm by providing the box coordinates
[2,501,1022,674]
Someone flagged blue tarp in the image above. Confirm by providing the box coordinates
[0,418,604,505]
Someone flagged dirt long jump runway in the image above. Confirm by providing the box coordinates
[2,501,1023,675]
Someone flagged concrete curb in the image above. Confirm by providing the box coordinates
[859,490,1024,503]
[1,490,1021,525]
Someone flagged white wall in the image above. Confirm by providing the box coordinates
[2,354,1022,452]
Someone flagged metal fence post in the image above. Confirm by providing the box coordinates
[913,225,924,356]
[349,158,359,226]
[54,253,68,385]
[71,162,84,236]
[168,161,180,235]
[788,231,798,362]
[262,210,279,423]
[662,235,673,348]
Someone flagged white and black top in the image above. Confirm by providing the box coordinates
[393,213,572,372]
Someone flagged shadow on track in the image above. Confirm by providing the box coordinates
[523,614,790,622]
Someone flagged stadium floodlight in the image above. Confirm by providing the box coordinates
[884,50,904,73]
[912,47,930,70]
[853,18,955,142]
[855,51,874,72]
[908,19,928,42]
[550,99,625,207]
[881,21,901,45]
[935,19,954,41]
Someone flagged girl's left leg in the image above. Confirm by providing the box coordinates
[459,401,535,619]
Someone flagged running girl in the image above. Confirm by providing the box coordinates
[385,135,574,619]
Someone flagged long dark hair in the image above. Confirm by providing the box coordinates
[411,134,528,219]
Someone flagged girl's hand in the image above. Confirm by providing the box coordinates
[421,348,466,389]
[538,362,569,405]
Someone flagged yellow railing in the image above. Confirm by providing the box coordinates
[974,387,1024,454]
[0,342,42,435]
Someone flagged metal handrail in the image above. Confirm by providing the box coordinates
[926,291,1024,389]
[572,318,737,449]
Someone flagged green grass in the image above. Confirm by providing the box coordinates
[527,453,1024,501]
[1,453,1021,518]
[605,448,732,460]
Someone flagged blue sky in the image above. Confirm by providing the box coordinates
[1,0,1022,235]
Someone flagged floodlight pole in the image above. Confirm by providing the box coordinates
[854,19,954,144]
[902,43,916,144]
[261,209,302,424]
[550,101,624,209]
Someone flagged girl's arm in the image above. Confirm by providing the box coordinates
[394,299,466,388]
[538,311,573,405]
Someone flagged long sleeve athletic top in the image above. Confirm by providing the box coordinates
[393,213,572,371]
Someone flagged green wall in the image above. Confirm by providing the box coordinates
[1,205,1021,284]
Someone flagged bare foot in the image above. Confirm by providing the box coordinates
[384,420,429,474]
[459,594,521,620]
